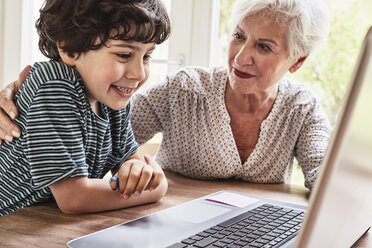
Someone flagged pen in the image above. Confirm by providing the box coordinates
[109,176,119,191]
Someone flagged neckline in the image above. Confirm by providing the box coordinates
[220,72,286,166]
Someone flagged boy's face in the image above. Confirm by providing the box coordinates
[73,39,155,111]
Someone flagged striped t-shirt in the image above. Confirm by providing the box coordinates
[0,61,138,216]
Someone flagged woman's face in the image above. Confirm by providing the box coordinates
[227,12,302,96]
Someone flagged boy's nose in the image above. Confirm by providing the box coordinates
[125,60,146,82]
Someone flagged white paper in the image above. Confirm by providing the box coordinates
[206,191,259,208]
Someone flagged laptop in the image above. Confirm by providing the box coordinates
[67,26,372,248]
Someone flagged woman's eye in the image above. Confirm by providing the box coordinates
[258,43,272,53]
[116,53,131,60]
[233,32,244,40]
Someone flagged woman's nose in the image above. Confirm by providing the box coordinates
[234,43,254,66]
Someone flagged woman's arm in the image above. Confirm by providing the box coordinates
[295,103,331,190]
[0,65,30,143]
[50,154,168,214]
[131,79,171,144]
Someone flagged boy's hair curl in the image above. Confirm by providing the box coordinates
[36,0,171,61]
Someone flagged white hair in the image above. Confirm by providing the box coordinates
[231,0,330,59]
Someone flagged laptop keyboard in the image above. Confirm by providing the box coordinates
[167,204,305,248]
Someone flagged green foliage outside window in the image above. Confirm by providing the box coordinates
[288,0,372,126]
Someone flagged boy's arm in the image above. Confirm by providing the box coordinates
[49,154,168,214]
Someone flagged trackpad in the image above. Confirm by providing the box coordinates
[165,202,230,224]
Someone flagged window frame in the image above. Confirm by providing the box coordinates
[168,0,220,71]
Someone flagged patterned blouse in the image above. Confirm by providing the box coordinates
[131,66,331,190]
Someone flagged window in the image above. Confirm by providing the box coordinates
[20,0,45,66]
[289,0,372,126]
[167,0,219,68]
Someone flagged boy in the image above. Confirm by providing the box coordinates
[0,0,170,216]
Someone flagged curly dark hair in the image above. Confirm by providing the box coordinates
[36,0,171,61]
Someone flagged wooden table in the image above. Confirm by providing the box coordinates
[0,171,369,247]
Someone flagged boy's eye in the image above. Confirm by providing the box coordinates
[143,55,152,61]
[116,53,131,59]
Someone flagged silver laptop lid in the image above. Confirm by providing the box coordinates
[296,26,372,248]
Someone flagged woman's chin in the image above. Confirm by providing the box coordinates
[229,82,255,95]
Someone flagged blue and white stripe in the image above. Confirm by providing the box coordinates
[0,61,138,216]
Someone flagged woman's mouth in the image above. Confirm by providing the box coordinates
[233,68,254,79]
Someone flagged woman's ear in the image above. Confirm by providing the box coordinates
[57,42,78,66]
[289,56,308,73]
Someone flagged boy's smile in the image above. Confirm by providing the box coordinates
[112,84,137,99]
[115,86,135,95]
[68,39,155,114]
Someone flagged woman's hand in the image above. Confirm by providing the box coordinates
[0,65,31,144]
[114,154,165,199]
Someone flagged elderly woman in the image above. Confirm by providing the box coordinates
[0,0,330,190]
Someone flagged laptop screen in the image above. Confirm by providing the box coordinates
[296,27,372,248]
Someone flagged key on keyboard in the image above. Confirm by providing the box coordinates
[167,204,305,248]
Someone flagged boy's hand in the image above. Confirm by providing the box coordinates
[143,154,165,191]
[114,154,165,198]
[0,65,31,144]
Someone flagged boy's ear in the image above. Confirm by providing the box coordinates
[57,42,78,66]
[289,56,308,73]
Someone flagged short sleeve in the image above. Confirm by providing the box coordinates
[295,101,331,190]
[131,78,171,144]
[22,80,88,190]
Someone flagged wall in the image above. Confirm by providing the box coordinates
[169,0,219,70]
[0,0,22,88]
